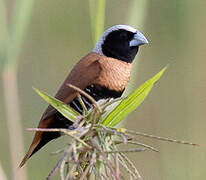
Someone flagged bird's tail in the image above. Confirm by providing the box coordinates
[19,138,40,167]
[19,127,61,167]
[19,118,61,167]
[19,131,42,167]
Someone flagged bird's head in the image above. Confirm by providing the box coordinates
[93,25,148,63]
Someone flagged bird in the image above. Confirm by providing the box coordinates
[19,24,148,167]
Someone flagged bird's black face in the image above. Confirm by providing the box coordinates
[102,30,139,63]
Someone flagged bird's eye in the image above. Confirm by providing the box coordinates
[119,32,128,39]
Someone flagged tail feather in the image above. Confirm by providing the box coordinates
[19,116,56,167]
[19,129,61,167]
[19,140,39,168]
[19,112,73,167]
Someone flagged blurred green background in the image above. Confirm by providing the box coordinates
[1,0,206,179]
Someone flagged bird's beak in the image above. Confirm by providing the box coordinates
[129,31,148,47]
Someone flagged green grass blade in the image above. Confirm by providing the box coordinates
[94,0,105,43]
[88,0,96,44]
[89,0,106,45]
[102,66,167,127]
[0,0,8,68]
[5,0,34,69]
[33,88,79,122]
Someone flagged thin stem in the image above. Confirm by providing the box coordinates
[6,0,34,69]
[115,140,159,152]
[94,0,105,43]
[79,153,96,180]
[114,153,120,179]
[88,0,106,45]
[2,69,27,180]
[0,162,7,180]
[101,97,127,112]
[67,84,102,113]
[47,142,75,180]
[126,129,198,146]
[103,148,147,154]
[60,157,66,180]
[120,153,142,180]
[27,128,92,149]
[118,155,136,179]
[77,93,88,115]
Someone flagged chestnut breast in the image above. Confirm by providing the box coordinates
[95,55,132,91]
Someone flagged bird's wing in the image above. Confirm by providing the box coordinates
[19,53,102,167]
[41,53,102,121]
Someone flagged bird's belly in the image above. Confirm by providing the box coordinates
[69,85,123,114]
[55,85,123,128]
